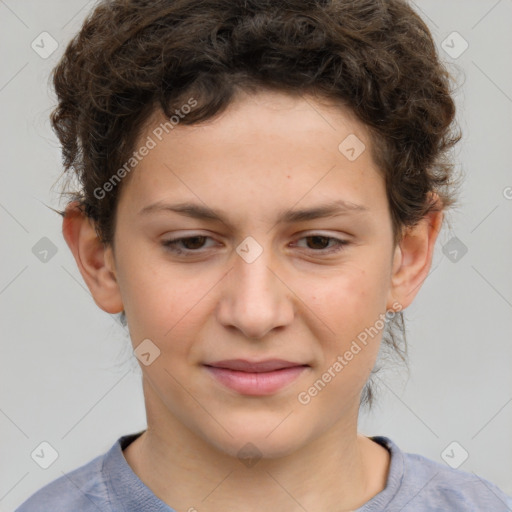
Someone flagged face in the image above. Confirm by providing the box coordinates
[68,89,438,460]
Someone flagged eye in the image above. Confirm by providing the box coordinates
[161,233,350,256]
[161,235,216,254]
[293,234,349,255]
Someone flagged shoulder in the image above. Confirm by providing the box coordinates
[403,451,511,511]
[15,448,110,512]
[375,436,512,512]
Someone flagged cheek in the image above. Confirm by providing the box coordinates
[117,231,392,351]
[306,257,391,380]
[114,247,206,344]
[303,271,388,406]
[315,260,389,330]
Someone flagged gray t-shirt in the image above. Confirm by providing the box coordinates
[15,431,512,511]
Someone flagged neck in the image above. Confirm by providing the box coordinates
[123,383,390,512]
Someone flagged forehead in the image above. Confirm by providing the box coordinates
[117,90,389,227]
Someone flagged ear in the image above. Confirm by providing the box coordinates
[62,201,123,314]
[386,195,443,310]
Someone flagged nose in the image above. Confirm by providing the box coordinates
[216,241,295,340]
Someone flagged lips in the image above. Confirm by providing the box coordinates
[205,359,307,373]
[203,359,309,395]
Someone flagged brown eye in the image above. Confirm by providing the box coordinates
[162,235,213,254]
[305,235,332,250]
[294,234,349,255]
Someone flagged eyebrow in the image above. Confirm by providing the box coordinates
[139,199,368,228]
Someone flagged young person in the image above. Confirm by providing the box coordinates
[16,0,512,510]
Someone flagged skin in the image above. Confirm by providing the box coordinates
[63,89,442,512]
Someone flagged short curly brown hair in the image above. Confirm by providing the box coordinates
[51,0,461,409]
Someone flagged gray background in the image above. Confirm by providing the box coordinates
[1,0,511,510]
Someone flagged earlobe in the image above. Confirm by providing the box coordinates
[62,201,124,314]
[387,201,443,311]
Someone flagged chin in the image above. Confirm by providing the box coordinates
[198,414,314,461]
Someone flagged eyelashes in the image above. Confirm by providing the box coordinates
[162,235,213,254]
[161,234,350,256]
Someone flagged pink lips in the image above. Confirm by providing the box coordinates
[203,359,309,395]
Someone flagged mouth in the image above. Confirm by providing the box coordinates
[203,359,310,396]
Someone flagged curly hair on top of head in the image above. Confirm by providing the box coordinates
[50,0,461,410]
